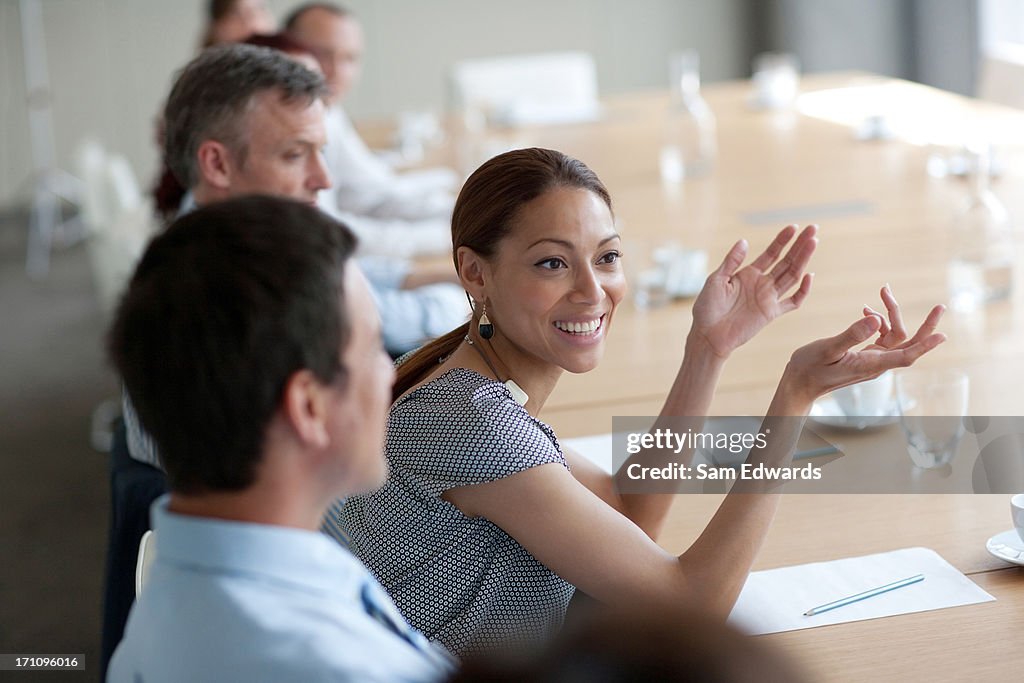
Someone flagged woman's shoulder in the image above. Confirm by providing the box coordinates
[392,366,526,426]
[386,367,563,481]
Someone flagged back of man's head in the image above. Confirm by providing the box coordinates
[163,43,326,190]
[107,196,356,494]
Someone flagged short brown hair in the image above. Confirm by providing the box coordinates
[108,196,357,494]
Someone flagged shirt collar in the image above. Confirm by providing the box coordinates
[150,495,368,598]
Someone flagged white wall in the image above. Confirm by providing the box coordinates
[913,0,978,96]
[343,0,751,116]
[981,0,1024,47]
[768,0,913,78]
[1,0,203,208]
[766,0,978,95]
[0,0,753,207]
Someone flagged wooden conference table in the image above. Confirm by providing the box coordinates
[373,73,1024,680]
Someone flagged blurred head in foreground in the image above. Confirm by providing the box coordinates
[452,605,809,683]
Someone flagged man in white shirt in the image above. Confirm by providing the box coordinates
[285,3,459,256]
[106,196,454,682]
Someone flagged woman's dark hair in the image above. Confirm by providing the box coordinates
[243,31,313,55]
[391,147,612,400]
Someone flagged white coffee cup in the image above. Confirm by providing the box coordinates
[832,371,894,417]
[1012,493,1024,544]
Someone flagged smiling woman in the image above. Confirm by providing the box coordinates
[339,147,947,657]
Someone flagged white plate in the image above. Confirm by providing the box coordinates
[809,396,899,431]
[986,529,1024,566]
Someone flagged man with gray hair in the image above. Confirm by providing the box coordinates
[125,43,467,469]
[163,43,463,356]
[163,42,331,207]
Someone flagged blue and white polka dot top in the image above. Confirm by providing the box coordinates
[341,367,574,657]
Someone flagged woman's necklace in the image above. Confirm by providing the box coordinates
[464,335,530,406]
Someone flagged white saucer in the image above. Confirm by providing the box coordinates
[809,396,899,431]
[986,530,1024,566]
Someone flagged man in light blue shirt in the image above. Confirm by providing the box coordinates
[106,196,454,682]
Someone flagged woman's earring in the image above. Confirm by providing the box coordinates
[478,303,494,339]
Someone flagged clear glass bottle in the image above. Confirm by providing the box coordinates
[947,145,1015,310]
[659,50,717,184]
[454,103,488,179]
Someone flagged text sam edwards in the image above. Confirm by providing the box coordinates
[627,462,822,481]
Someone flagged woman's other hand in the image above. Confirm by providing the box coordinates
[690,224,817,359]
[780,291,946,411]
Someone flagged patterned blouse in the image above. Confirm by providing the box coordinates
[341,367,575,657]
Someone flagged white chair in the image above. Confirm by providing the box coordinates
[977,42,1024,109]
[449,51,601,126]
[135,530,156,596]
[75,141,157,451]
[76,140,109,231]
[76,141,155,318]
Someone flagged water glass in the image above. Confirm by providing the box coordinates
[895,370,969,469]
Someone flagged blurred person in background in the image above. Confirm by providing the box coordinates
[285,3,458,257]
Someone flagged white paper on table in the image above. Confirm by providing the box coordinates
[561,433,615,473]
[729,547,995,635]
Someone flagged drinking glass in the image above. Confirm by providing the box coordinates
[895,370,969,469]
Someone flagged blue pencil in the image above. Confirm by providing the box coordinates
[793,444,841,461]
[804,574,925,617]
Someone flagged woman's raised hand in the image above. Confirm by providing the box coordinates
[861,284,945,353]
[781,288,946,408]
[690,224,817,359]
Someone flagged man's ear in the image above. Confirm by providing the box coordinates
[280,369,330,449]
[456,245,488,302]
[195,139,234,191]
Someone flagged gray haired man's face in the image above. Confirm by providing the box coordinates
[225,90,331,204]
